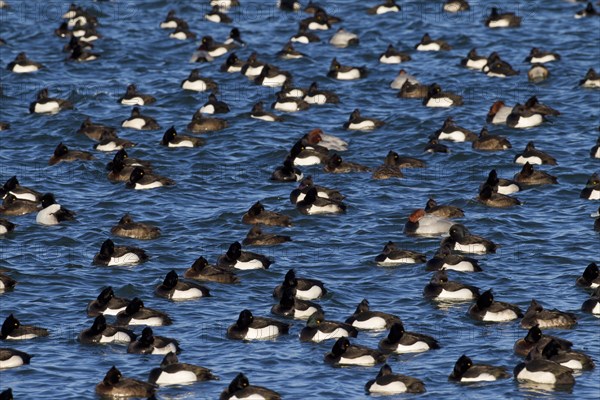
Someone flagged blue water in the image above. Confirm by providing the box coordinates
[1,0,599,398]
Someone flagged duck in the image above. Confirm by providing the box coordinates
[271,92,310,112]
[290,176,345,205]
[243,225,291,246]
[424,138,450,153]
[374,241,425,265]
[528,339,595,371]
[514,142,557,165]
[472,127,511,150]
[300,312,357,342]
[443,0,470,13]
[0,194,38,216]
[367,0,401,15]
[6,52,43,73]
[576,262,600,288]
[303,82,339,105]
[78,315,136,345]
[217,241,272,270]
[483,53,518,77]
[0,348,32,370]
[240,52,266,77]
[449,355,511,382]
[149,352,218,386]
[378,322,439,354]
[271,287,322,319]
[77,117,116,141]
[36,193,75,226]
[200,93,230,114]
[277,42,305,59]
[96,366,157,398]
[227,309,289,340]
[581,287,600,315]
[514,359,575,387]
[404,209,453,236]
[87,287,130,317]
[271,157,303,182]
[118,84,156,106]
[461,48,487,70]
[468,289,523,321]
[485,7,521,27]
[324,337,386,366]
[63,36,94,53]
[580,68,600,88]
[187,110,228,132]
[506,104,543,128]
[591,137,600,158]
[242,201,292,227]
[29,88,73,114]
[290,24,321,43]
[477,184,521,208]
[0,272,16,290]
[110,214,160,240]
[415,33,451,51]
[432,117,476,142]
[441,224,497,254]
[345,299,401,331]
[425,245,482,272]
[181,69,217,92]
[94,135,136,152]
[301,9,331,30]
[524,95,560,116]
[126,167,175,190]
[423,84,463,107]
[254,65,291,87]
[250,101,283,122]
[379,44,411,64]
[528,64,550,82]
[343,109,384,130]
[481,169,521,195]
[398,80,429,99]
[92,239,148,267]
[220,373,281,400]
[159,10,182,29]
[155,270,210,301]
[390,69,418,89]
[115,298,172,327]
[575,2,598,18]
[580,173,600,200]
[289,141,328,166]
[424,198,464,218]
[514,324,573,357]
[0,314,48,340]
[0,219,15,236]
[1,177,41,203]
[127,327,180,355]
[486,100,513,124]
[196,35,234,58]
[520,299,577,329]
[106,159,136,182]
[365,364,425,395]
[184,256,240,284]
[161,126,205,148]
[327,57,367,80]
[277,80,305,98]
[121,107,160,130]
[279,0,301,11]
[324,153,370,173]
[205,5,232,23]
[72,23,100,42]
[220,52,244,73]
[423,270,480,301]
[514,162,558,185]
[329,27,359,48]
[48,142,94,165]
[273,269,327,300]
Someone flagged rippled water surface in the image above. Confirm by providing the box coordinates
[0,0,599,399]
